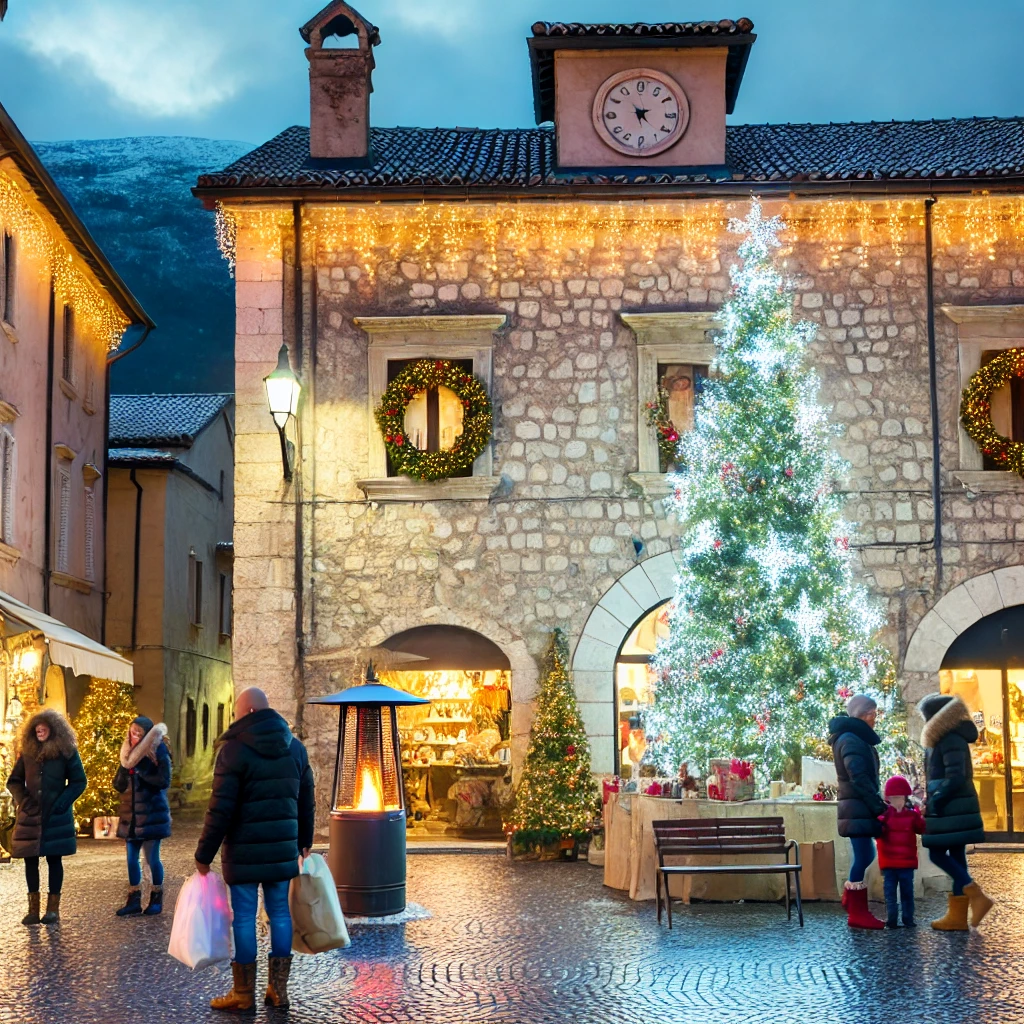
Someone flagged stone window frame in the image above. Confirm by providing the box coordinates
[942,304,1024,493]
[353,314,506,501]
[620,311,720,497]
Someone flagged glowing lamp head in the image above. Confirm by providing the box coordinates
[264,343,301,430]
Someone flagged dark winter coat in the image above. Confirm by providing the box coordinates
[6,709,87,858]
[876,803,926,870]
[194,707,315,885]
[829,715,886,838]
[113,722,172,841]
[920,697,984,848]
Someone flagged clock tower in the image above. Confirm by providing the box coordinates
[528,20,756,170]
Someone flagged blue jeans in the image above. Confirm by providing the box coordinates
[126,839,163,887]
[229,880,292,964]
[849,836,876,883]
[928,845,972,895]
[883,867,915,923]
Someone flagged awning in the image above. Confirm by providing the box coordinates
[0,590,134,686]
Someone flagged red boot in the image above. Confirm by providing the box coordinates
[845,883,885,930]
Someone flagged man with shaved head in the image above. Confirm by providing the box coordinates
[195,687,315,1011]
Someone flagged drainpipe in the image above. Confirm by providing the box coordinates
[924,198,943,591]
[43,285,55,614]
[292,200,306,733]
[129,469,143,651]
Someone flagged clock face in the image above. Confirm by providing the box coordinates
[591,68,690,158]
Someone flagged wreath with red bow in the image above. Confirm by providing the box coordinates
[960,347,1024,477]
[374,358,492,481]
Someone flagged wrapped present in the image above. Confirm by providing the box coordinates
[708,758,756,802]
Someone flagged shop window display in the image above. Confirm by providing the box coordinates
[615,602,670,776]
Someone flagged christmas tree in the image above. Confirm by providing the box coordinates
[506,629,599,848]
[73,678,138,825]
[647,200,896,784]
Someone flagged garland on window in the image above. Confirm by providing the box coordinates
[374,359,492,481]
[959,347,1024,477]
[644,385,681,469]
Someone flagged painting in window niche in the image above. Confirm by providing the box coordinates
[651,363,708,472]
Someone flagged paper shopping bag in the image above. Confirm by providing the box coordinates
[289,853,350,954]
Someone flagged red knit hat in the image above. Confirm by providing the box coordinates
[884,775,912,798]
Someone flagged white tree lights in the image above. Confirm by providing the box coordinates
[647,200,900,784]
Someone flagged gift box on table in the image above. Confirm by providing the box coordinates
[707,758,756,802]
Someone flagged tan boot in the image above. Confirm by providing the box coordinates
[964,882,994,927]
[210,961,256,1012]
[22,893,40,926]
[264,955,292,1008]
[40,893,61,925]
[931,893,969,932]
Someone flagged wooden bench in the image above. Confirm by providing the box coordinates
[653,817,803,928]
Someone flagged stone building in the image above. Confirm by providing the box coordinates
[105,394,235,802]
[196,4,1024,837]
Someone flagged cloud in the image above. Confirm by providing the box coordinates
[12,0,257,118]
[376,0,488,41]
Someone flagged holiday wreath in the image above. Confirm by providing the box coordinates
[374,358,492,481]
[959,346,1024,477]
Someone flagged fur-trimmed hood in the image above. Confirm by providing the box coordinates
[920,695,977,749]
[120,722,169,769]
[19,709,78,762]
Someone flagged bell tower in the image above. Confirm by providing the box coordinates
[301,1,380,163]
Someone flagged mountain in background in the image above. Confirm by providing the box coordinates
[37,137,252,394]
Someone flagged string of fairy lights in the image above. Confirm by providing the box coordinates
[215,195,1024,279]
[0,171,131,349]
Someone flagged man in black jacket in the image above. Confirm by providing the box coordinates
[195,688,315,1012]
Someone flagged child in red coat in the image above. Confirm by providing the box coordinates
[877,775,926,928]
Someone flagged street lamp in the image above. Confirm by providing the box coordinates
[263,343,301,482]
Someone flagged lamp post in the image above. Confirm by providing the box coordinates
[263,343,301,482]
[307,663,429,916]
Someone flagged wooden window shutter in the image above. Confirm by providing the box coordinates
[84,487,96,581]
[56,469,71,573]
[0,429,14,544]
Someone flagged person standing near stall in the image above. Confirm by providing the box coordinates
[829,694,887,930]
[6,708,87,925]
[113,715,172,916]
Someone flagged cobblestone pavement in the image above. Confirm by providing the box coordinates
[1,822,1023,1024]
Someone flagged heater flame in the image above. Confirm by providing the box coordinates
[354,765,385,812]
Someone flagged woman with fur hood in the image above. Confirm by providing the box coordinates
[112,716,172,916]
[6,708,87,925]
[918,693,993,931]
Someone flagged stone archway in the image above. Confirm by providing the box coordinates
[904,565,1024,675]
[571,551,679,774]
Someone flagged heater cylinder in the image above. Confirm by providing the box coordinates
[328,809,408,916]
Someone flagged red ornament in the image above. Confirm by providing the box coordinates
[434,360,444,370]
[393,434,405,446]
[837,686,853,700]
[713,539,723,550]
[784,467,794,478]
[835,536,850,551]
[566,744,576,756]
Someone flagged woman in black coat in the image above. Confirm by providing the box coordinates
[6,708,87,926]
[828,694,887,929]
[918,693,993,931]
[112,715,172,917]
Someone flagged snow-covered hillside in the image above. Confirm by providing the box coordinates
[37,136,251,393]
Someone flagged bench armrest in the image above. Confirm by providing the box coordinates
[784,839,800,866]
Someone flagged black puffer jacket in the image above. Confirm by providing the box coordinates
[920,695,984,848]
[194,708,315,885]
[113,723,172,841]
[829,714,886,838]
[6,710,87,858]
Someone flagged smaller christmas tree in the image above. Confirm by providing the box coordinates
[73,678,138,825]
[506,629,599,848]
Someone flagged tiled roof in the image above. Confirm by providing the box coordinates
[531,20,754,38]
[195,118,1024,192]
[109,394,231,448]
[107,447,179,465]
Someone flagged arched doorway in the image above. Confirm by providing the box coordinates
[938,604,1024,841]
[380,625,512,840]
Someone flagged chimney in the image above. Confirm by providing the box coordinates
[300,2,380,163]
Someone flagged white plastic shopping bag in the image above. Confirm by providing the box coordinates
[168,870,233,970]
[289,853,350,954]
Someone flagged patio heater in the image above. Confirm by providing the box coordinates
[307,664,429,916]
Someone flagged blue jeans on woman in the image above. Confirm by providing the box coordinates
[928,845,973,895]
[229,880,292,965]
[849,836,876,883]
[126,839,164,887]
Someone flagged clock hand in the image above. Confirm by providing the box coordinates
[634,106,650,124]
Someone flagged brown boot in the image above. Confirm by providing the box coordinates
[931,893,970,932]
[964,882,994,927]
[210,961,256,1012]
[40,893,61,925]
[22,893,40,926]
[264,955,292,1008]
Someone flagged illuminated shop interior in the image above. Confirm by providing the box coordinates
[615,602,670,777]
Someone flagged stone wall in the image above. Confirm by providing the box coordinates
[229,202,1024,786]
